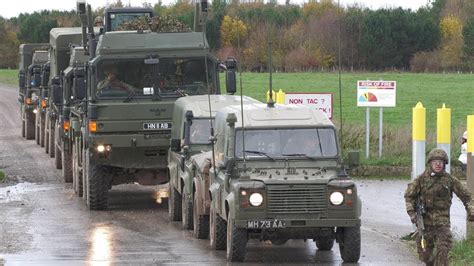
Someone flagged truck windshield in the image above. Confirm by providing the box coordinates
[234,128,338,159]
[95,57,216,99]
[109,13,151,31]
[190,119,213,144]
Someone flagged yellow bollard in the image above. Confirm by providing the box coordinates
[412,102,426,141]
[276,89,285,104]
[466,115,474,239]
[412,102,426,179]
[468,116,474,153]
[437,103,451,172]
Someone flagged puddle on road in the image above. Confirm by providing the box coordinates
[0,182,56,203]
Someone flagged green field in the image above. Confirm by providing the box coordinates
[0,69,18,86]
[2,69,472,166]
[0,171,4,182]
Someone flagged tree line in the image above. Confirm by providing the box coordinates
[1,0,473,72]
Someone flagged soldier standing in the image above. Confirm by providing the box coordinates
[405,148,474,266]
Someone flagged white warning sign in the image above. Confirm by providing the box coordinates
[285,93,333,119]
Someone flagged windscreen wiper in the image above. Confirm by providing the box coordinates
[244,150,274,160]
[281,153,316,160]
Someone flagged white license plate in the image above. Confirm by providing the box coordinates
[247,219,286,229]
[143,122,172,130]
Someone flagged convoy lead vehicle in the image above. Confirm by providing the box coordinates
[206,102,362,262]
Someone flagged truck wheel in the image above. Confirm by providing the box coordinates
[21,118,26,138]
[39,114,45,147]
[49,122,55,158]
[55,145,62,169]
[210,206,226,250]
[168,185,182,221]
[315,235,335,250]
[44,118,49,154]
[62,145,72,183]
[86,163,109,210]
[181,185,193,230]
[338,226,361,263]
[226,215,247,262]
[82,148,89,202]
[193,192,209,239]
[35,113,40,145]
[271,239,288,245]
[25,111,35,140]
[72,141,83,197]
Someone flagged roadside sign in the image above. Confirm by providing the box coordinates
[357,81,396,107]
[285,92,333,119]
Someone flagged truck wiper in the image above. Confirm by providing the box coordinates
[281,153,316,160]
[244,150,274,160]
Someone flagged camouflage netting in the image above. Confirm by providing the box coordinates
[115,15,191,33]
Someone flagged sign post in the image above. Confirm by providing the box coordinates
[357,80,397,158]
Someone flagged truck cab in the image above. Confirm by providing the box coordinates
[207,102,362,262]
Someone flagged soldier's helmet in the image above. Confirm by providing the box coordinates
[94,16,104,26]
[427,148,448,164]
[463,131,468,140]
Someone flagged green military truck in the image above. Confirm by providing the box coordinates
[44,27,83,168]
[167,94,259,237]
[205,102,361,262]
[58,46,89,184]
[35,60,51,147]
[72,0,235,210]
[18,44,49,139]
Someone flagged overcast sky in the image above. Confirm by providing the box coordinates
[1,0,431,19]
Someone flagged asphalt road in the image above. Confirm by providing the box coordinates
[2,83,468,265]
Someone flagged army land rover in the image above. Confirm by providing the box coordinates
[18,44,49,139]
[72,0,235,210]
[206,102,361,262]
[167,94,259,237]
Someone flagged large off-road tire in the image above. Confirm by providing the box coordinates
[226,215,247,262]
[210,205,226,250]
[44,117,49,154]
[193,192,209,239]
[48,121,55,158]
[315,235,335,251]
[338,226,361,263]
[82,148,89,202]
[168,185,182,221]
[35,113,40,145]
[61,145,72,183]
[39,114,45,147]
[86,163,109,211]
[181,185,193,230]
[25,111,35,140]
[72,140,83,197]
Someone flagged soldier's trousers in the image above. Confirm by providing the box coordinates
[416,225,452,266]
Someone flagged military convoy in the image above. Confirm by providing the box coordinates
[15,0,361,262]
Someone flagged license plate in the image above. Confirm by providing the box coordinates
[247,219,286,229]
[143,122,172,130]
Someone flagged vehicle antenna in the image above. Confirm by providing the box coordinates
[267,40,275,108]
[237,16,247,168]
[198,0,217,174]
[337,0,344,154]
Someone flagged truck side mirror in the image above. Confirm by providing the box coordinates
[170,139,181,152]
[18,70,26,92]
[51,76,62,105]
[225,58,237,95]
[73,68,86,100]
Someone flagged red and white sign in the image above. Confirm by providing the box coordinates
[285,93,333,119]
[357,80,396,107]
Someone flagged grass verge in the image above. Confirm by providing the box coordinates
[450,239,474,265]
[0,69,18,86]
[0,171,5,182]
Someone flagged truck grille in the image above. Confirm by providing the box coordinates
[267,184,327,215]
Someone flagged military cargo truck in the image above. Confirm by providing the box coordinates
[44,27,83,168]
[18,44,49,139]
[35,60,51,147]
[59,46,89,185]
[206,102,361,262]
[73,0,235,210]
[167,94,259,237]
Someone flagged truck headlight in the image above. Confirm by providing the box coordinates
[329,191,344,205]
[249,192,263,207]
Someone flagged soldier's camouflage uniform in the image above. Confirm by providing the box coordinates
[405,149,474,266]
